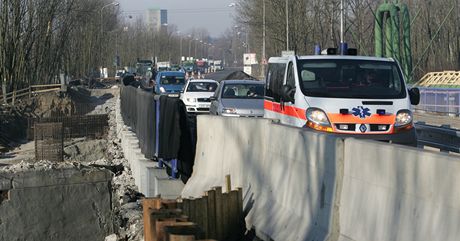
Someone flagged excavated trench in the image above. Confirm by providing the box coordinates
[0,86,145,241]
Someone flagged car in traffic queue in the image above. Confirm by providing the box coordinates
[210,79,265,117]
[155,71,186,97]
[264,49,420,145]
[180,79,218,113]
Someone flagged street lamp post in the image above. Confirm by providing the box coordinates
[261,0,266,79]
[180,36,183,60]
[100,2,119,73]
[188,35,192,58]
[286,0,289,51]
[194,38,199,58]
[176,31,183,62]
[200,40,204,58]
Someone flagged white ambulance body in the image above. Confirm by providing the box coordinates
[264,53,420,145]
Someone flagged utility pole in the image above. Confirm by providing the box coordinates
[188,35,192,58]
[286,0,289,51]
[340,0,344,44]
[261,0,266,79]
[100,2,119,74]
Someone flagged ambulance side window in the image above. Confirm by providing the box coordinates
[286,62,295,88]
[266,63,286,103]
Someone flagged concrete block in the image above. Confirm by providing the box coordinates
[339,138,460,241]
[12,168,112,189]
[146,167,169,197]
[0,177,12,190]
[182,116,343,241]
[155,177,184,199]
[0,168,113,241]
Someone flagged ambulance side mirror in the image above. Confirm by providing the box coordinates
[282,85,295,103]
[409,87,420,105]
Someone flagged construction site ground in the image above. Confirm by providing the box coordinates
[0,86,145,241]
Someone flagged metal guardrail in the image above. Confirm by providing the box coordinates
[415,122,460,153]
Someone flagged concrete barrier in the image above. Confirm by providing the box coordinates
[339,138,460,241]
[182,116,343,240]
[182,115,460,241]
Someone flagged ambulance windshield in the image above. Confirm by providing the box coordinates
[297,59,406,99]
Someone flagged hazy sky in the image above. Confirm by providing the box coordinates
[118,0,237,37]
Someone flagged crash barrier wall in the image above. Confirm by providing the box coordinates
[182,115,460,241]
[182,116,343,240]
[28,114,109,140]
[0,168,113,241]
[120,85,196,179]
[34,122,64,162]
[339,138,460,241]
[415,87,460,115]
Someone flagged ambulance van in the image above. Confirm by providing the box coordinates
[264,50,420,145]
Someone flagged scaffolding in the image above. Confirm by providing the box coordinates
[415,71,460,88]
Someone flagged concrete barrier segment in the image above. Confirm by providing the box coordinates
[340,138,460,241]
[0,168,113,241]
[182,116,345,241]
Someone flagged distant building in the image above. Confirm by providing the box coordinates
[161,9,168,25]
[145,8,168,32]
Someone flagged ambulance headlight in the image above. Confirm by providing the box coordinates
[395,109,413,127]
[160,87,166,93]
[306,108,331,127]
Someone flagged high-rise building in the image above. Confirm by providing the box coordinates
[160,9,168,25]
[145,8,168,32]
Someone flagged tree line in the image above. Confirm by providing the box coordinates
[3,0,454,92]
[235,0,460,82]
[0,0,231,92]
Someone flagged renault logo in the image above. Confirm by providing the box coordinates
[359,124,367,133]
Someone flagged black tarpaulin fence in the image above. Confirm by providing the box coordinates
[120,85,196,180]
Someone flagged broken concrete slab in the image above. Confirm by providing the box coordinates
[0,166,114,241]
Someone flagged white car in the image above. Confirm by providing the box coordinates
[180,79,219,113]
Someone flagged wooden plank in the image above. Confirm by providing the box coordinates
[155,218,190,241]
[150,209,185,241]
[205,190,216,239]
[229,190,240,240]
[236,187,244,235]
[164,224,203,241]
[32,88,61,94]
[143,198,161,241]
[221,192,229,240]
[200,196,208,238]
[183,199,191,218]
[31,84,61,88]
[225,175,231,193]
[194,197,202,229]
[189,199,197,222]
[213,187,223,240]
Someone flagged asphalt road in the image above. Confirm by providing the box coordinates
[203,67,244,82]
[414,111,460,129]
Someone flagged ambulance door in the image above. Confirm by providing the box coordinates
[280,61,303,126]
